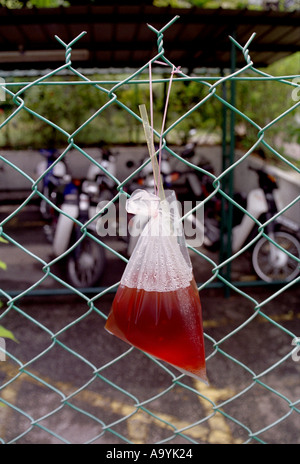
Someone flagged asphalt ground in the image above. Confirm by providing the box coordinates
[0,202,299,444]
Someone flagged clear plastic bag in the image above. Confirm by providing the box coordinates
[105,189,207,382]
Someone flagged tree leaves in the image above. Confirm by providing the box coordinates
[0,325,18,342]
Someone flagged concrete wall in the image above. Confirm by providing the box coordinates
[0,146,146,191]
[0,146,299,223]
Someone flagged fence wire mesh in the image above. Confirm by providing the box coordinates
[0,18,300,444]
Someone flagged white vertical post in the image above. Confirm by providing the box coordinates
[0,77,6,102]
[0,337,6,361]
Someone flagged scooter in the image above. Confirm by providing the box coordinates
[86,145,117,202]
[36,148,68,221]
[207,165,300,283]
[52,177,106,288]
[178,141,204,199]
[51,148,117,287]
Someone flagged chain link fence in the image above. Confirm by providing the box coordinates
[0,17,299,444]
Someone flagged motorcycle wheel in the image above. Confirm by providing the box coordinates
[252,231,300,283]
[66,235,106,288]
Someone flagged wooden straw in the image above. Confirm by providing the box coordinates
[139,103,165,201]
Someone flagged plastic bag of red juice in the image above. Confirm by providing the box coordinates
[105,189,208,383]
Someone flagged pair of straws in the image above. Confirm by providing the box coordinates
[139,61,180,202]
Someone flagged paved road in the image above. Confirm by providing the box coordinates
[0,203,299,444]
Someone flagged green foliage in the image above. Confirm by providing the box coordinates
[1,0,299,11]
[153,0,193,7]
[0,261,6,270]
[0,237,17,344]
[0,237,7,271]
[0,0,69,8]
[0,53,298,150]
[154,0,300,10]
[236,52,300,155]
[0,325,18,342]
[0,72,222,147]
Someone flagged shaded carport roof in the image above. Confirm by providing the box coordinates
[0,2,299,72]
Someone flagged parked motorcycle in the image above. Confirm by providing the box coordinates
[207,165,300,283]
[36,148,68,221]
[52,177,106,288]
[178,141,204,199]
[51,147,117,287]
[86,145,117,201]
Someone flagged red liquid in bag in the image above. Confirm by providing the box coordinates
[105,278,207,381]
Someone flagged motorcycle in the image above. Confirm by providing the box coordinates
[52,177,106,288]
[206,165,300,283]
[177,141,204,199]
[177,141,222,249]
[51,147,117,288]
[35,148,68,221]
[86,145,117,201]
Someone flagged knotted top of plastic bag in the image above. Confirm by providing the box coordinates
[122,189,193,292]
[126,189,160,217]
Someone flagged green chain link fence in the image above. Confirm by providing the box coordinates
[0,17,299,444]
